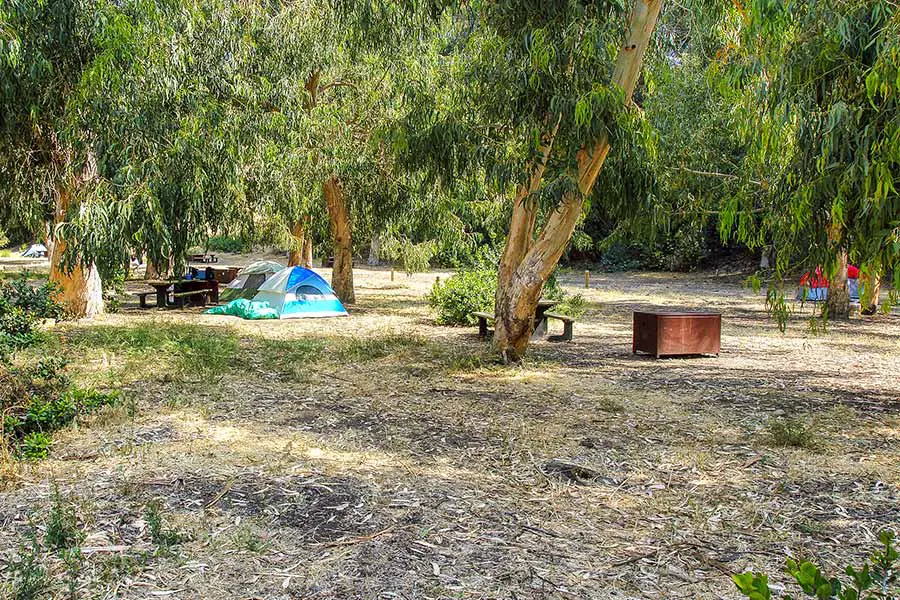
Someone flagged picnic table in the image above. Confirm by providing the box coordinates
[474,299,562,341]
[143,279,220,309]
[189,253,218,264]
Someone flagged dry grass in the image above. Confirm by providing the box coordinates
[1,266,898,599]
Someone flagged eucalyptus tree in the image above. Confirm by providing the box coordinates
[386,0,663,360]
[717,0,900,319]
[490,1,664,361]
[0,0,115,316]
[67,0,317,280]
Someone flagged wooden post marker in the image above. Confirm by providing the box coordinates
[584,270,590,289]
[390,265,395,281]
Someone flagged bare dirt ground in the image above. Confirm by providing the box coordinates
[1,264,898,600]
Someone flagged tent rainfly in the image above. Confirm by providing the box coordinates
[252,267,348,318]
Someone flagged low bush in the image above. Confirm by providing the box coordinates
[767,416,821,450]
[0,276,63,353]
[205,235,252,254]
[1,356,119,459]
[428,268,570,326]
[428,269,497,325]
[553,293,588,318]
[733,530,897,599]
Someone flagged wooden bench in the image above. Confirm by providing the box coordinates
[134,291,154,308]
[544,312,575,342]
[473,311,576,342]
[473,311,494,339]
[190,254,218,264]
[171,289,209,308]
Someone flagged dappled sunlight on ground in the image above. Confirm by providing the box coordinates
[1,266,898,599]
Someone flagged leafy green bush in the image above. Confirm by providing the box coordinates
[428,268,569,325]
[428,269,497,325]
[733,530,898,599]
[1,357,119,459]
[19,432,52,460]
[0,277,63,353]
[553,293,588,317]
[1,275,63,320]
[205,235,252,253]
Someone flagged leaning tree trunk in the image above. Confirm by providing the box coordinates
[825,250,851,319]
[493,0,663,361]
[49,187,104,318]
[288,221,306,267]
[324,177,355,304]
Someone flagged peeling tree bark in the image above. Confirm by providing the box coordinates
[48,185,104,318]
[493,0,663,361]
[862,271,882,315]
[325,176,355,304]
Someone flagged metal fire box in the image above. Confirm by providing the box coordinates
[632,311,721,358]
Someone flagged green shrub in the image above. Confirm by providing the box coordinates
[428,269,497,325]
[428,268,569,326]
[733,530,898,599]
[205,235,251,253]
[0,277,63,354]
[767,416,821,450]
[1,275,63,320]
[2,538,46,600]
[1,357,119,459]
[0,300,41,351]
[553,293,588,318]
[19,432,52,460]
[45,490,85,552]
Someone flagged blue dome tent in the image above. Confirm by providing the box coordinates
[252,267,348,318]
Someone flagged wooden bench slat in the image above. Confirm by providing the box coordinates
[472,311,494,320]
[544,311,575,342]
[543,311,575,323]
